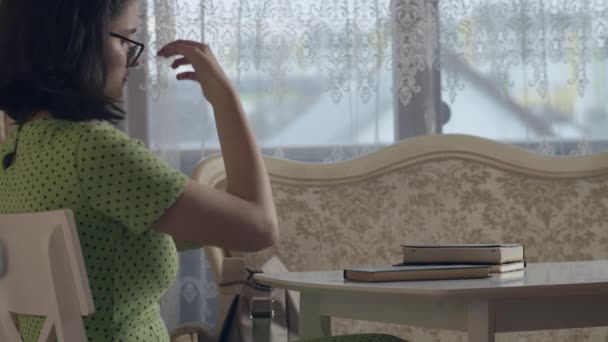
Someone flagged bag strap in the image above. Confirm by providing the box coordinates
[218,258,278,342]
[250,297,274,342]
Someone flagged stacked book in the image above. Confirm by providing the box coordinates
[344,244,525,282]
[399,243,525,273]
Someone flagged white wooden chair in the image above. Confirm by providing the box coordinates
[0,209,95,342]
[192,133,608,341]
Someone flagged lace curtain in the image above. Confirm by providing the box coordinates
[135,0,608,334]
[437,0,608,155]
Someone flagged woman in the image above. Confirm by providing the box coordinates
[0,0,404,341]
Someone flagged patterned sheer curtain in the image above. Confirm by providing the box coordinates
[438,0,608,155]
[124,0,608,332]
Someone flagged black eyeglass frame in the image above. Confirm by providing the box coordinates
[109,32,145,67]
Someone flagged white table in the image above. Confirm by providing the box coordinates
[255,261,608,342]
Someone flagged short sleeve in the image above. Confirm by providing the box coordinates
[76,122,187,235]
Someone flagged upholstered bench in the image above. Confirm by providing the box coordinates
[193,134,608,342]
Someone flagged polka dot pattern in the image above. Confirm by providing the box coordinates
[0,118,187,341]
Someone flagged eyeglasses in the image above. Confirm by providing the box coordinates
[109,32,145,67]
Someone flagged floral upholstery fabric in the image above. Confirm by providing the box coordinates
[237,158,608,341]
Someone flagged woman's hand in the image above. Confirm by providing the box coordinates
[157,40,236,107]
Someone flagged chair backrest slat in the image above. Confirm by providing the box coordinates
[0,209,94,341]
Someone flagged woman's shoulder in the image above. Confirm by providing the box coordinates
[76,120,151,160]
[70,120,133,148]
[79,120,127,137]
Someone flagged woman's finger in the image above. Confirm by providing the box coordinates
[157,43,190,57]
[171,57,191,69]
[176,71,197,81]
[157,41,208,56]
[171,40,208,49]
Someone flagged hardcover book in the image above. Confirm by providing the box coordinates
[396,261,525,273]
[344,264,491,282]
[402,244,524,264]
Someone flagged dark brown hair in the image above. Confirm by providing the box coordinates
[0,0,134,124]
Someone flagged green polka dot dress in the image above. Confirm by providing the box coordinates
[0,118,187,341]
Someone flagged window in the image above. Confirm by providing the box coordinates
[126,0,608,176]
